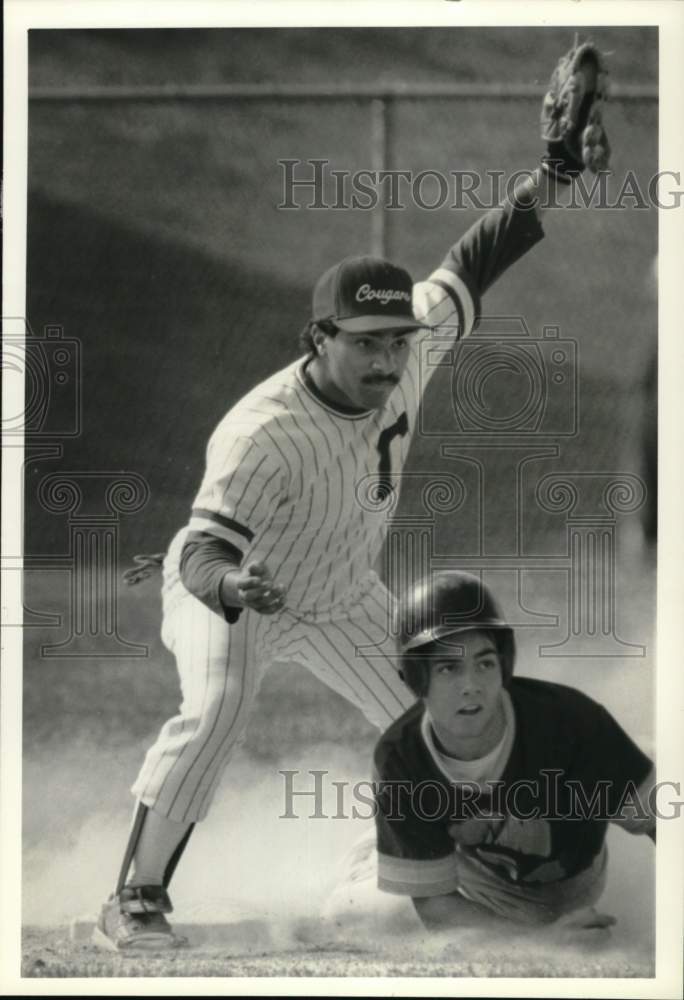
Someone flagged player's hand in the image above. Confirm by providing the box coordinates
[552,906,616,948]
[234,561,286,615]
[540,38,611,180]
[559,905,616,930]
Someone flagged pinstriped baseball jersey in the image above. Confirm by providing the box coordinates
[161,265,478,619]
[131,199,545,827]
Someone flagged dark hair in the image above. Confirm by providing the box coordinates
[299,319,338,354]
[399,658,432,699]
[399,627,513,699]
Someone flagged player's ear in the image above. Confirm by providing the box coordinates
[311,323,328,357]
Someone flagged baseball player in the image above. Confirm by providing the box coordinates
[94,42,612,950]
[369,571,655,934]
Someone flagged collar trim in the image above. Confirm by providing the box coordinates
[298,358,374,419]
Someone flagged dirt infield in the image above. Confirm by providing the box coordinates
[22,924,653,979]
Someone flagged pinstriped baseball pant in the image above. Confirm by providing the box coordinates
[131,574,414,824]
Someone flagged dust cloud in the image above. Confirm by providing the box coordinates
[22,736,654,974]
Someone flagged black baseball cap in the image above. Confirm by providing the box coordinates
[312,256,421,333]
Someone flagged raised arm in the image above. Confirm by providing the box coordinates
[410,179,547,353]
[413,38,610,338]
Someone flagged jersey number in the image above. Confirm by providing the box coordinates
[376,412,408,500]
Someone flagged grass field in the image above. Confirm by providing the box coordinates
[25,27,657,554]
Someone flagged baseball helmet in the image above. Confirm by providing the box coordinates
[395,571,515,695]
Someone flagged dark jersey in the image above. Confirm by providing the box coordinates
[373,677,653,897]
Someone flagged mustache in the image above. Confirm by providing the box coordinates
[362,374,400,386]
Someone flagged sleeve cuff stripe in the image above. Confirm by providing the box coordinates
[431,280,465,339]
[183,530,243,565]
[377,851,456,882]
[428,267,476,336]
[378,874,461,897]
[412,284,452,325]
[188,517,247,553]
[191,507,254,542]
[377,849,460,897]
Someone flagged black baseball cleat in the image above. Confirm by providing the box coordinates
[92,885,188,952]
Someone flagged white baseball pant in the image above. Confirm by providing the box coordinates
[131,573,414,823]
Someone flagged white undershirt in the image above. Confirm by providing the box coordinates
[421,690,516,787]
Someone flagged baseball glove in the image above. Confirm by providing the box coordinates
[541,37,611,182]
